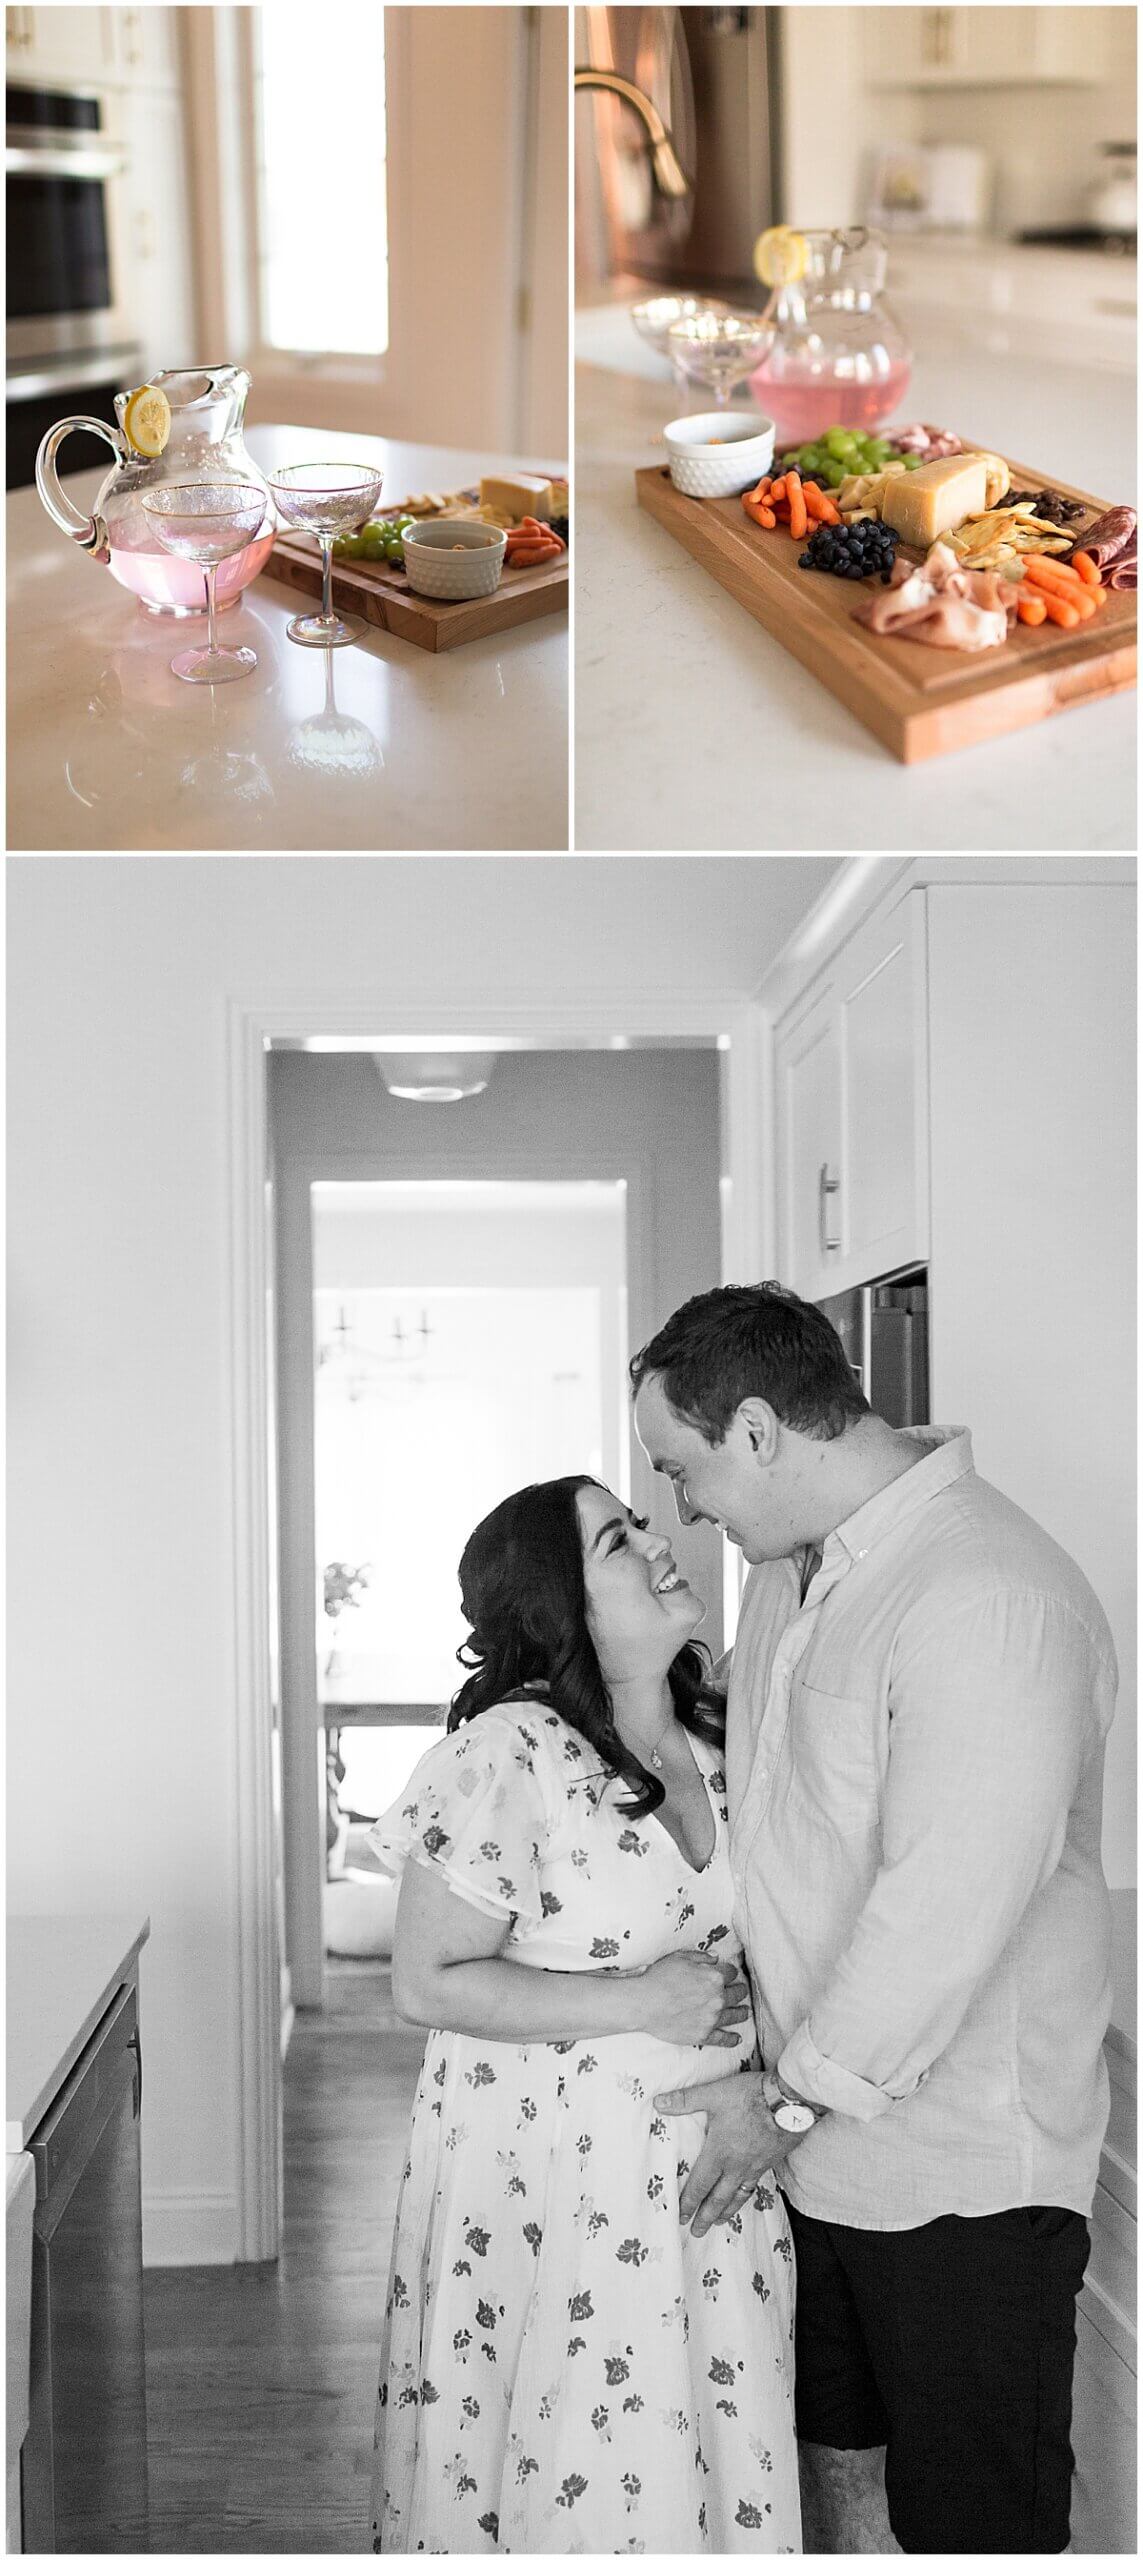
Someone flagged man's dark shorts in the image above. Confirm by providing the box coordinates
[785,2195,1091,2554]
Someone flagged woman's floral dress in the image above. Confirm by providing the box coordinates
[367,1699,800,2556]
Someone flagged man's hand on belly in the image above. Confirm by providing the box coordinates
[653,2072,804,2237]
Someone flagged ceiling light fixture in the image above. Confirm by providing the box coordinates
[375,1051,497,1102]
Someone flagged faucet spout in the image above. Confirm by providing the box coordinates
[573,67,690,202]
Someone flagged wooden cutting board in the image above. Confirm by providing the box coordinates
[267,527,567,653]
[636,454,1136,763]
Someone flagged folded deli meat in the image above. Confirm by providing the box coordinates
[853,543,1020,651]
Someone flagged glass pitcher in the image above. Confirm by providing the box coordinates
[749,229,912,446]
[35,366,274,617]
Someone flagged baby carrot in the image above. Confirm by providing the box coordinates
[754,507,777,527]
[1016,594,1047,626]
[1069,550,1102,588]
[803,483,838,523]
[1037,593,1081,629]
[769,474,787,504]
[784,471,808,541]
[1022,555,1088,598]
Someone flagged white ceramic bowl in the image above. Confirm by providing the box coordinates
[402,518,507,600]
[662,409,775,499]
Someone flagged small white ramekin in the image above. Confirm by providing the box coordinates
[402,518,507,600]
[663,409,775,499]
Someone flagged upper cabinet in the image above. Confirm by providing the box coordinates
[862,7,1110,87]
[6,7,182,89]
[774,892,930,1299]
[6,5,114,82]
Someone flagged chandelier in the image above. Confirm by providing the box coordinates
[316,1301,435,1403]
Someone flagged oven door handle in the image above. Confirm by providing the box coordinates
[6,143,125,178]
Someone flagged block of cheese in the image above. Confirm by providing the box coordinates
[478,471,552,522]
[881,453,990,547]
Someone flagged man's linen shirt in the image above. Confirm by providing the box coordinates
[728,1427,1117,2229]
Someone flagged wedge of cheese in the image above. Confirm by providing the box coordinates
[478,471,553,522]
[881,453,991,547]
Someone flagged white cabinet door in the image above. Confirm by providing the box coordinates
[774,982,843,1301]
[864,5,1108,86]
[113,6,182,89]
[836,890,929,1288]
[8,5,115,82]
[119,87,196,377]
[774,892,929,1301]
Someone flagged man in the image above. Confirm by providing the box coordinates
[631,1281,1116,2558]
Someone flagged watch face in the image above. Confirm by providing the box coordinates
[775,2100,815,2133]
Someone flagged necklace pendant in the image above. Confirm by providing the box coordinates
[650,1747,663,1771]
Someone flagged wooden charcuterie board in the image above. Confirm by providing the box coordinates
[267,511,568,654]
[636,452,1136,763]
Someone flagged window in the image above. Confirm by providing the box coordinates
[252,3,388,358]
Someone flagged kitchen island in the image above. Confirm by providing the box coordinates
[7,427,568,852]
[575,309,1135,850]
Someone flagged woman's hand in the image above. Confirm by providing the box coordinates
[638,1952,751,2047]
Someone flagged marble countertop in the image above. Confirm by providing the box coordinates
[7,426,568,852]
[6,1913,150,2149]
[574,310,1136,851]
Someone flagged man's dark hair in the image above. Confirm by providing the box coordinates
[629,1281,871,1445]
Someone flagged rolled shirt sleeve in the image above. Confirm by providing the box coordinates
[776,1589,1114,2119]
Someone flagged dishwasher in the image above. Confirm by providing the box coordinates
[22,1982,148,2554]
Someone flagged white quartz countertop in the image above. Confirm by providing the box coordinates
[574,310,1136,851]
[7,426,568,852]
[7,1913,150,2150]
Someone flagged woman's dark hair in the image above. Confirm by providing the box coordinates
[449,1475,723,1817]
[629,1280,870,1444]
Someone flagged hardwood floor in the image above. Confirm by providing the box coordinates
[144,1960,424,2554]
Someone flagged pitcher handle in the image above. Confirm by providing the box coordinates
[36,415,128,560]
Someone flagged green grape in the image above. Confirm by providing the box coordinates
[903,453,924,470]
[823,426,851,459]
[823,458,846,487]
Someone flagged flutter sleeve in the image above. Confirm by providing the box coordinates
[366,1707,554,1939]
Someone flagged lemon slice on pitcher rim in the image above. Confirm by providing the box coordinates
[123,382,172,458]
[754,226,808,288]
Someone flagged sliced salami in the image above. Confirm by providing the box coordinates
[1079,507,1137,568]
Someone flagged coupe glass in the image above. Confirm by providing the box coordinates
[666,309,775,408]
[268,461,384,647]
[631,294,729,380]
[140,480,268,682]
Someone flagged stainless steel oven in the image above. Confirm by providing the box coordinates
[819,1267,930,1431]
[7,79,139,486]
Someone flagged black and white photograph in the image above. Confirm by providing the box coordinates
[6,853,1136,2557]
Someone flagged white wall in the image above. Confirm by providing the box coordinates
[7,855,832,2263]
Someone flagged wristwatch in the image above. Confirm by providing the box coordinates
[762,2068,825,2136]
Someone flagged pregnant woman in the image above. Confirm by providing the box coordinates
[367,1476,800,2556]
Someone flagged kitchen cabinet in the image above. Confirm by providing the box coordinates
[863,6,1109,87]
[119,85,196,377]
[5,6,115,83]
[774,891,929,1299]
[6,6,182,90]
[112,5,182,88]
[8,1917,150,2558]
[1071,1890,1136,2554]
[883,238,1136,376]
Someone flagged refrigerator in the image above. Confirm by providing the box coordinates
[577,5,784,291]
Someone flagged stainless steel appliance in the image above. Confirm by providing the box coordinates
[576,6,784,292]
[22,1984,148,2554]
[6,79,140,488]
[819,1267,929,1430]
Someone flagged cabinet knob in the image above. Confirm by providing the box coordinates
[818,1163,841,1257]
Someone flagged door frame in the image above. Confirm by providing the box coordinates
[226,988,770,2260]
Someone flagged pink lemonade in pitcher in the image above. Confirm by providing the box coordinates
[108,527,276,614]
[748,356,912,449]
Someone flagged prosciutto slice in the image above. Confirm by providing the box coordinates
[889,422,966,460]
[853,542,1017,651]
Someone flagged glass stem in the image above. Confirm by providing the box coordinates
[321,537,334,626]
[205,563,219,657]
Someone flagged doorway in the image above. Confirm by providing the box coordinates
[310,1177,629,1962]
